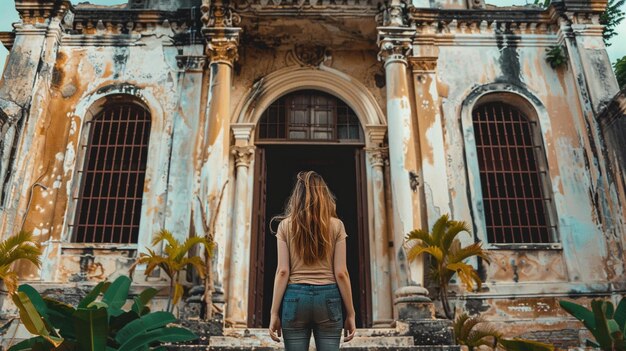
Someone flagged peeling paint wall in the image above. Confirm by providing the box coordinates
[0,0,624,346]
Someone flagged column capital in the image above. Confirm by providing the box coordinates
[231,145,255,168]
[365,147,389,168]
[205,31,241,66]
[176,55,208,72]
[201,0,242,66]
[377,28,414,66]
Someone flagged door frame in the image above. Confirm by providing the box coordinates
[247,145,373,328]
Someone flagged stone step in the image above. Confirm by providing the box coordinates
[207,347,461,351]
[223,328,404,338]
[209,335,414,349]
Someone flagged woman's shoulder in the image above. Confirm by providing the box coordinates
[331,217,345,230]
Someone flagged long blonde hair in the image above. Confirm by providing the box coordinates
[276,171,337,265]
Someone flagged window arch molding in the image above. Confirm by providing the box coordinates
[65,85,170,252]
[460,83,560,249]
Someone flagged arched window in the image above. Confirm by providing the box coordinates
[74,99,151,244]
[472,101,555,244]
[257,90,363,142]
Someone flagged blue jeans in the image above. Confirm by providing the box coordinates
[281,283,343,351]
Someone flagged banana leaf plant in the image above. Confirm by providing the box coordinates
[560,297,626,350]
[8,275,197,351]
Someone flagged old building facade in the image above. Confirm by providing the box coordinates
[0,0,625,346]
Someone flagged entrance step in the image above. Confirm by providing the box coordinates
[207,327,459,350]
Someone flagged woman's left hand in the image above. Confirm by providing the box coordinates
[269,313,282,342]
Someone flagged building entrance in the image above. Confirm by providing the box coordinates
[248,145,372,328]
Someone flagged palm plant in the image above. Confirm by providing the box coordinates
[453,312,500,348]
[130,229,213,313]
[0,231,42,295]
[454,312,555,351]
[405,214,490,319]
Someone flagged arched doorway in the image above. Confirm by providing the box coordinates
[247,90,373,327]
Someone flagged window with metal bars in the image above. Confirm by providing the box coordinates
[472,101,555,245]
[73,101,151,244]
[258,90,363,142]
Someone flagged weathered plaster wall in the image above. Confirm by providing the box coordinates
[0,23,209,287]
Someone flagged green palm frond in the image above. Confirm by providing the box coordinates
[181,256,206,278]
[407,245,444,263]
[450,241,491,265]
[405,229,433,246]
[431,214,450,246]
[440,220,471,254]
[151,229,178,250]
[177,237,210,262]
[453,313,471,341]
[0,231,42,268]
[448,262,482,291]
[454,312,501,347]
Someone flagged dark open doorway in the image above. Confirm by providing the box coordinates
[248,145,372,328]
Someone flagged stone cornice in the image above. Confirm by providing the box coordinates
[0,32,16,51]
[233,0,377,16]
[15,0,73,24]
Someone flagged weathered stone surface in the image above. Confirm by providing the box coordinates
[401,320,455,346]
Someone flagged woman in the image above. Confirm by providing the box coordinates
[268,171,356,351]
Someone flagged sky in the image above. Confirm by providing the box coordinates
[0,0,624,73]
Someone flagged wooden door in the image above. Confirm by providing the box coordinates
[355,148,373,327]
[248,148,266,327]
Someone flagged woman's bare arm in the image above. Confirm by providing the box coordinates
[268,240,290,341]
[334,239,356,341]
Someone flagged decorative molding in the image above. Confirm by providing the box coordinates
[377,28,414,65]
[376,0,409,27]
[408,56,437,73]
[201,0,241,29]
[233,0,377,15]
[231,123,256,144]
[231,146,255,168]
[201,0,242,66]
[176,55,208,72]
[367,125,387,146]
[292,44,327,67]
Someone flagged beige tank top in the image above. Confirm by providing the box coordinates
[275,217,348,285]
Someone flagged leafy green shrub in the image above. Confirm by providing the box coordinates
[8,275,197,351]
[560,297,626,350]
[545,45,567,69]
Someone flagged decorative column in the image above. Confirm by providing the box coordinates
[200,0,242,325]
[377,0,432,320]
[409,38,452,231]
[226,125,255,327]
[366,126,394,326]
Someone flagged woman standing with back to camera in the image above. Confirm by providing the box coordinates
[268,171,356,351]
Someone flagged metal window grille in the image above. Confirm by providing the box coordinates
[472,102,554,244]
[73,103,151,244]
[258,90,362,142]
